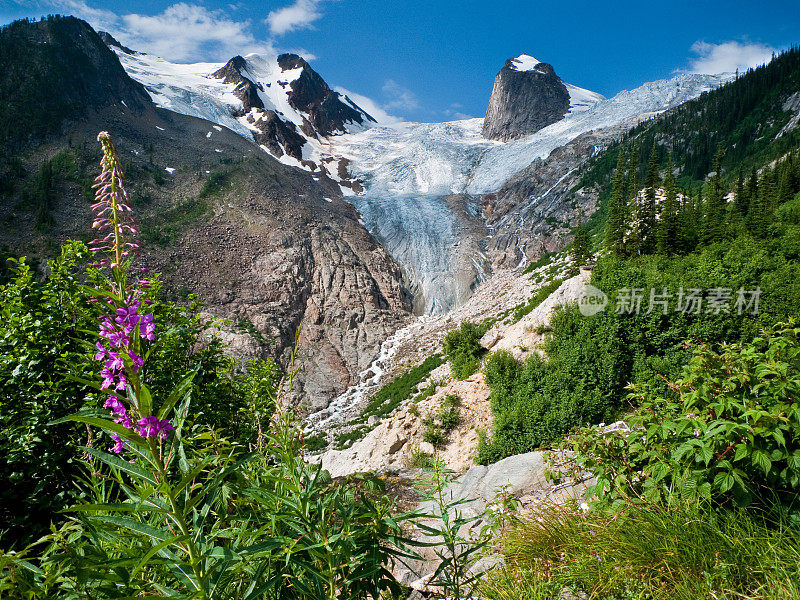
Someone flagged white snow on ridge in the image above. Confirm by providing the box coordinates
[332,71,734,198]
[566,82,606,112]
[510,54,543,71]
[118,51,253,139]
[112,48,374,184]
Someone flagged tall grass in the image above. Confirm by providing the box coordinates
[482,501,800,600]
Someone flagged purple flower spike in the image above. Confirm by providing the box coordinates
[109,434,125,454]
[100,368,116,390]
[157,419,174,439]
[135,416,174,440]
[128,351,143,373]
[140,314,155,341]
[136,416,160,438]
[104,395,123,411]
[95,341,108,361]
[105,352,124,371]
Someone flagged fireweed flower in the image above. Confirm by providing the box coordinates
[136,416,174,439]
[90,132,171,453]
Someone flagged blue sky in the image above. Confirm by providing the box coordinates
[2,0,798,122]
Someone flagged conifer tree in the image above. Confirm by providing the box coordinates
[625,144,641,253]
[734,167,747,216]
[702,145,726,244]
[627,143,640,203]
[657,155,678,255]
[747,169,771,237]
[681,186,702,252]
[639,145,660,254]
[746,168,759,214]
[604,150,628,256]
[778,158,793,203]
[571,210,591,267]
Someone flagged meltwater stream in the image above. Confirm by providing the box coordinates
[305,318,427,433]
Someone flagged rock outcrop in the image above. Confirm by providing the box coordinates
[212,55,265,113]
[206,53,375,166]
[483,114,656,270]
[277,53,376,136]
[482,54,571,141]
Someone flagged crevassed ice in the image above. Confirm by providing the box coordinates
[330,72,733,314]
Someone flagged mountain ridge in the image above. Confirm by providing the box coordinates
[0,15,413,404]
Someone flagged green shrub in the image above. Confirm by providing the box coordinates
[423,423,446,446]
[404,447,434,469]
[511,278,563,323]
[479,230,800,464]
[139,198,212,246]
[443,322,487,379]
[303,432,328,452]
[0,243,278,545]
[420,396,462,448]
[442,393,461,408]
[571,321,800,510]
[362,354,443,419]
[199,167,234,197]
[439,406,460,430]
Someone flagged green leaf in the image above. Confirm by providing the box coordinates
[751,449,772,475]
[158,368,198,420]
[81,446,158,485]
[714,471,735,493]
[58,415,146,448]
[733,443,748,462]
[92,515,174,542]
[131,535,189,578]
[135,383,153,417]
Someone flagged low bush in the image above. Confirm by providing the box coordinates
[511,277,563,323]
[404,446,434,469]
[478,231,800,464]
[362,354,443,419]
[443,322,487,379]
[421,394,462,447]
[570,321,800,510]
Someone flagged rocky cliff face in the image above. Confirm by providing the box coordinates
[482,54,571,141]
[207,53,375,165]
[482,116,654,269]
[276,53,376,136]
[0,16,412,405]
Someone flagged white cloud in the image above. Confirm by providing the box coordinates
[267,0,322,36]
[382,79,419,111]
[688,40,776,74]
[119,3,268,62]
[37,0,119,30]
[24,1,274,62]
[333,86,403,125]
[442,103,472,120]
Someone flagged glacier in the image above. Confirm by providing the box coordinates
[110,46,733,315]
[329,72,733,313]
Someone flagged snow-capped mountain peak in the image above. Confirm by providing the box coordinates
[509,54,544,71]
[108,44,374,191]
